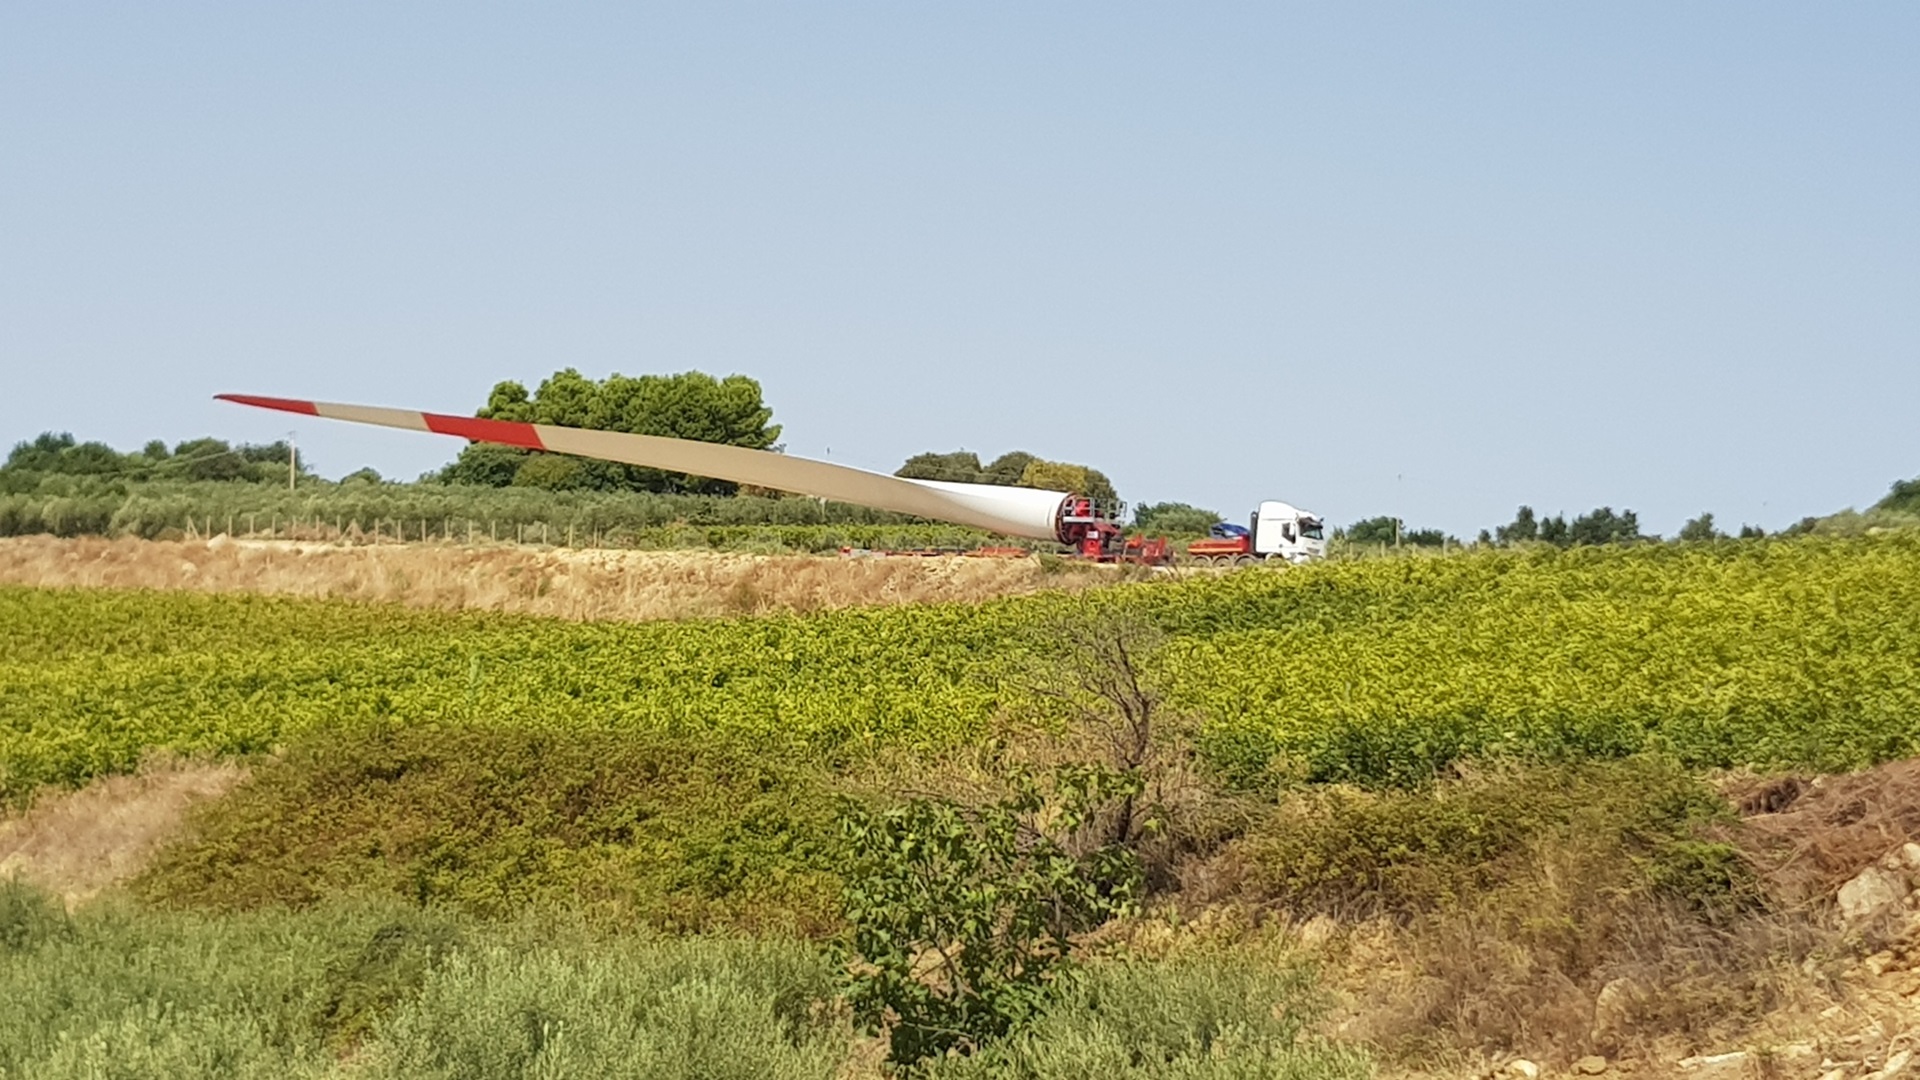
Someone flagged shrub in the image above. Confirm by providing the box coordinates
[839,769,1143,1064]
[927,953,1369,1080]
[0,875,69,953]
[135,724,842,932]
[1231,756,1740,917]
[358,936,846,1080]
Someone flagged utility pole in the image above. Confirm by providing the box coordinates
[288,432,297,491]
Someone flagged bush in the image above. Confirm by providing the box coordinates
[839,770,1143,1064]
[927,954,1368,1080]
[1231,757,1742,917]
[0,891,852,1080]
[0,875,69,952]
[359,936,845,1080]
[136,724,842,932]
[316,912,466,1048]
[0,892,398,1078]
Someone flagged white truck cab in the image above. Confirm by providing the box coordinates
[1252,501,1327,563]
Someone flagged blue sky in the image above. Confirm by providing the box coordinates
[4,3,1914,536]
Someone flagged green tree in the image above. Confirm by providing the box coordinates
[1678,512,1724,543]
[894,451,985,483]
[1016,460,1119,507]
[1344,516,1398,546]
[1344,517,1450,548]
[1132,502,1220,535]
[894,449,1120,507]
[437,443,527,487]
[3,432,311,484]
[168,438,247,482]
[442,369,782,495]
[510,453,589,490]
[1539,514,1570,546]
[1495,505,1539,545]
[4,433,130,477]
[1879,476,1920,515]
[1569,506,1644,546]
[982,451,1038,487]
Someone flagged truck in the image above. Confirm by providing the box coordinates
[1181,501,1326,565]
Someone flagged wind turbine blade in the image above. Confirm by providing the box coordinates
[215,393,1071,542]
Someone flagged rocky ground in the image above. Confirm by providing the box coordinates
[1451,763,1920,1080]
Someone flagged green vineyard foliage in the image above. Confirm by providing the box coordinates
[4,535,1919,800]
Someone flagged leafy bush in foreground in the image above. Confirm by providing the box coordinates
[841,770,1142,1064]
[0,891,848,1080]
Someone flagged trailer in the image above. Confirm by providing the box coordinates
[1182,501,1326,565]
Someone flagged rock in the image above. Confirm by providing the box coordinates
[1772,1042,1820,1068]
[1875,1049,1915,1078]
[1677,1051,1749,1079]
[1867,950,1899,976]
[1574,1055,1609,1075]
[1503,1060,1540,1080]
[1841,867,1908,925]
[1591,977,1642,1045]
[1294,914,1338,948]
[1901,843,1920,872]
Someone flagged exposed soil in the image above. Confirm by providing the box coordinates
[1732,759,1920,907]
[0,759,246,906]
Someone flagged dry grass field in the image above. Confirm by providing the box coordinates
[0,758,245,906]
[0,534,1111,621]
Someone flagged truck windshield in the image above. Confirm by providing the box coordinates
[1300,520,1325,540]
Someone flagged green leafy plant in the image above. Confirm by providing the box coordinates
[839,768,1143,1065]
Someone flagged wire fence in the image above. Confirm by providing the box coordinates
[0,488,1032,555]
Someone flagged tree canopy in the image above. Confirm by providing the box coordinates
[1879,476,1920,515]
[1132,502,1220,535]
[3,432,310,484]
[1343,516,1451,548]
[893,449,1119,507]
[438,369,782,495]
[1486,504,1648,548]
[1677,512,1725,542]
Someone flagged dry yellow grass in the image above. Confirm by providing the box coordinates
[0,534,1107,621]
[0,758,246,906]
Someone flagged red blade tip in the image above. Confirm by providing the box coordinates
[215,394,320,416]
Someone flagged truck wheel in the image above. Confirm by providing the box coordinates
[1233,554,1256,567]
